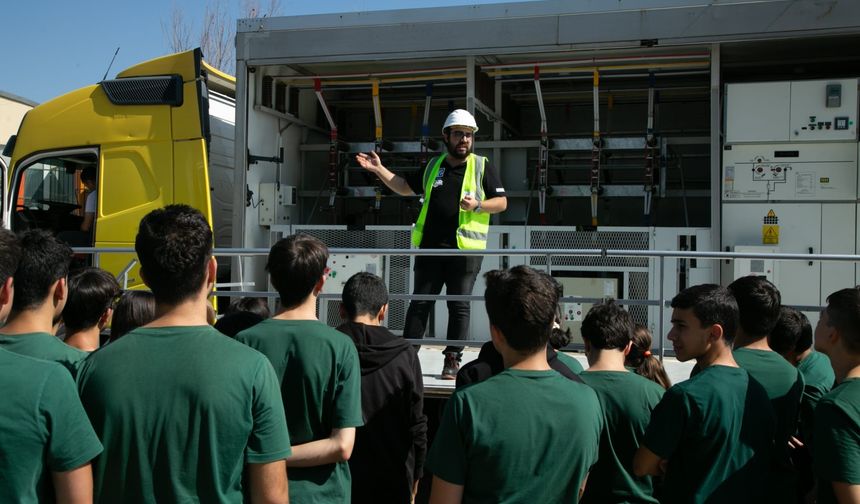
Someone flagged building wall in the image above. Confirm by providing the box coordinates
[0,96,34,148]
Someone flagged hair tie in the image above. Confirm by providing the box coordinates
[643,350,652,357]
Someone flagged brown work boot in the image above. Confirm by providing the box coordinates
[441,352,460,380]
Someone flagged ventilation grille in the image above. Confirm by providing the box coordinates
[101,75,183,106]
[529,230,649,268]
[628,271,649,326]
[299,228,411,331]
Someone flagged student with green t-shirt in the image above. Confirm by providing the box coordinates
[812,287,860,503]
[78,205,291,503]
[0,229,87,377]
[0,229,103,503]
[634,284,775,503]
[771,306,835,500]
[236,233,363,503]
[426,266,603,503]
[727,276,804,501]
[578,300,664,504]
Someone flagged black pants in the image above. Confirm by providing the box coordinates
[404,254,483,354]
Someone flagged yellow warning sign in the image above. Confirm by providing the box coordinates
[762,209,779,244]
[762,225,780,244]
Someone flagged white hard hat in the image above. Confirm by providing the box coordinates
[442,109,478,134]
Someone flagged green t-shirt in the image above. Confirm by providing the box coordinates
[78,326,291,503]
[733,347,804,499]
[579,370,665,504]
[0,332,87,378]
[643,365,775,504]
[426,368,603,503]
[236,319,363,503]
[0,348,103,503]
[797,350,835,442]
[814,378,860,504]
[556,350,584,374]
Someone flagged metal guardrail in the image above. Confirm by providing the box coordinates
[75,246,860,360]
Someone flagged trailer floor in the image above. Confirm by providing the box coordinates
[417,345,697,397]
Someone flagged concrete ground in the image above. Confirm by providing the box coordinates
[417,345,696,396]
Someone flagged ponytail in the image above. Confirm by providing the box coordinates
[627,325,672,390]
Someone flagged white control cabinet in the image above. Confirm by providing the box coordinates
[726,79,858,144]
[722,143,857,201]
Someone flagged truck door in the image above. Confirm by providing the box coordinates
[6,49,213,284]
[0,157,9,229]
[0,156,7,229]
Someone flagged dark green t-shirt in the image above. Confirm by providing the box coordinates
[643,365,775,504]
[579,370,665,504]
[78,326,291,503]
[814,378,860,504]
[0,332,87,378]
[733,347,804,499]
[0,348,103,503]
[556,351,584,374]
[236,319,363,503]
[426,368,603,503]
[797,350,835,441]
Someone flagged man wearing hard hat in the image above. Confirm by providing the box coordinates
[357,109,507,379]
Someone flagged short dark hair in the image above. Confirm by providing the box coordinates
[0,229,21,286]
[227,297,270,319]
[110,290,156,341]
[135,205,212,305]
[341,272,388,319]
[484,266,560,354]
[12,229,72,311]
[671,284,739,343]
[81,166,97,183]
[266,234,328,309]
[62,268,120,332]
[581,300,633,350]
[770,306,812,355]
[824,287,860,354]
[727,276,781,338]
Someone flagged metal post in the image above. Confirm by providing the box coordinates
[709,44,721,270]
[466,55,476,115]
[658,255,665,361]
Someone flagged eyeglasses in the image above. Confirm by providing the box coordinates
[449,130,474,140]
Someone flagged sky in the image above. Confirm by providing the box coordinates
[2,0,539,104]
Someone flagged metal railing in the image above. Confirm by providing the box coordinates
[75,246,860,360]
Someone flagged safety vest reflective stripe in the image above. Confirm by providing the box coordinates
[411,153,490,250]
[457,228,488,241]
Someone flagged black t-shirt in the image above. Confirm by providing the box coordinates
[405,155,505,248]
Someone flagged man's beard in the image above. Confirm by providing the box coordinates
[445,139,472,161]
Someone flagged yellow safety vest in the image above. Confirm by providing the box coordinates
[412,153,490,250]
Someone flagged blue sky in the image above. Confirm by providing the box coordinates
[3,0,537,104]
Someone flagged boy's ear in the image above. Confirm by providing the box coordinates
[378,303,388,323]
[707,323,725,343]
[98,307,113,329]
[623,340,633,356]
[490,324,505,348]
[53,277,68,304]
[338,303,347,320]
[0,277,13,305]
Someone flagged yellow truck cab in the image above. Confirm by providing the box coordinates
[2,49,235,285]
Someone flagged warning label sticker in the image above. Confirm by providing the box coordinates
[762,209,779,245]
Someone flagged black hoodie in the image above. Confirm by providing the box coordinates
[336,321,428,504]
